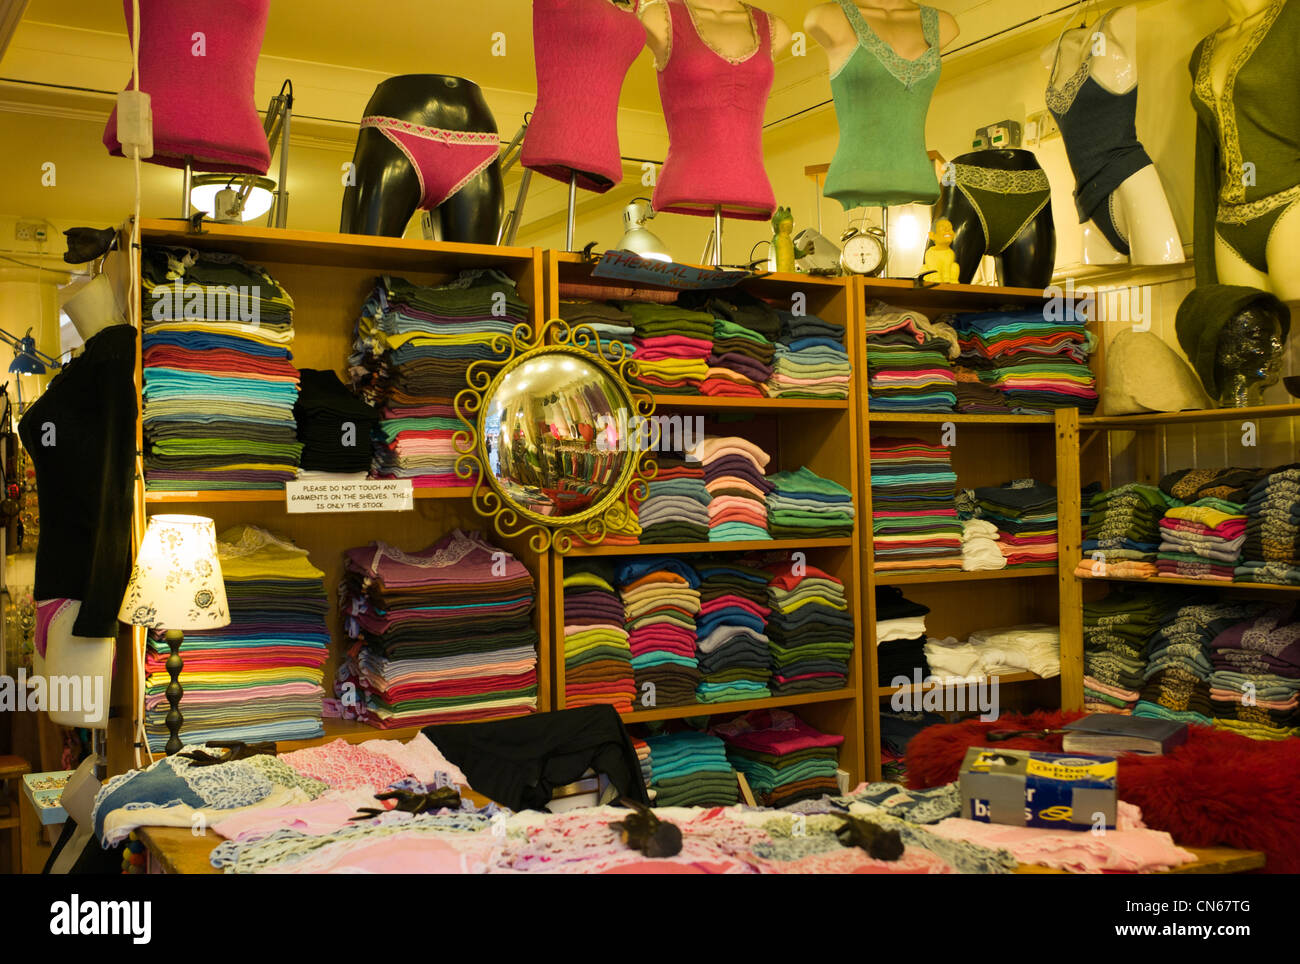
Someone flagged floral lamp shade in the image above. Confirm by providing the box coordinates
[118,515,231,630]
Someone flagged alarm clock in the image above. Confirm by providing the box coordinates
[840,226,887,276]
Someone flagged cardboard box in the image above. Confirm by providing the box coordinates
[958,747,1117,831]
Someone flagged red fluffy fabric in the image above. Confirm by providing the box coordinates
[904,710,1300,874]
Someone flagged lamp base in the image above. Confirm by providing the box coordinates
[164,629,185,756]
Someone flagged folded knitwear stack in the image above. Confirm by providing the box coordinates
[863,302,959,412]
[644,730,738,807]
[765,309,851,399]
[713,709,844,808]
[973,481,1059,569]
[145,526,328,750]
[337,530,539,728]
[1157,501,1247,582]
[949,306,1097,413]
[561,560,636,714]
[693,559,772,703]
[869,437,963,572]
[349,272,529,486]
[766,559,853,694]
[293,369,380,474]
[690,436,772,541]
[638,454,711,544]
[617,301,713,394]
[675,289,781,397]
[952,365,1015,414]
[1208,604,1300,740]
[617,557,702,708]
[766,466,855,538]
[1135,599,1267,727]
[1082,587,1186,715]
[1238,466,1300,586]
[557,300,635,361]
[925,625,1060,681]
[1081,483,1173,569]
[960,519,1006,571]
[875,585,930,686]
[141,245,302,490]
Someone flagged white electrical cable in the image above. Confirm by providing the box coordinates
[126,0,154,771]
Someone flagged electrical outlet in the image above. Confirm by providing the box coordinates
[14,220,44,242]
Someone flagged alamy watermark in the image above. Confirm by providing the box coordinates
[594,409,705,454]
[889,672,1000,721]
[1043,278,1153,332]
[0,670,104,722]
[150,279,261,327]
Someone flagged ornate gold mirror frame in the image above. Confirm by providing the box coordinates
[454,319,658,553]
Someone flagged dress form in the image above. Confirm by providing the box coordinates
[1040,4,1184,266]
[1197,0,1300,302]
[805,1,959,77]
[640,0,791,261]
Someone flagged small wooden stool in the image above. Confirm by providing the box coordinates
[0,755,32,874]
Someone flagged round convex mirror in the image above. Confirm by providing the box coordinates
[480,349,637,520]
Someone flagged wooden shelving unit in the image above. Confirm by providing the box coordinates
[855,278,1085,780]
[545,252,867,785]
[112,220,552,774]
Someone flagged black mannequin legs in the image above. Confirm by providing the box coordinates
[932,149,1057,289]
[339,74,505,243]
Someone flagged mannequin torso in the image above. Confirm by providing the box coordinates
[1193,0,1300,300]
[642,0,792,66]
[805,1,958,77]
[1040,4,1184,266]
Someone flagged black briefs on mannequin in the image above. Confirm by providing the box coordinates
[422,704,649,811]
[949,161,1052,254]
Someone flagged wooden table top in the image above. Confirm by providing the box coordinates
[139,825,1265,876]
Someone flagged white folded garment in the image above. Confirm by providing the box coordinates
[876,616,928,644]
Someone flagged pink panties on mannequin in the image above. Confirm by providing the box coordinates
[359,116,501,211]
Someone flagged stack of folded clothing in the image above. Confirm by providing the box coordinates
[638,453,711,544]
[713,709,843,807]
[765,309,851,399]
[691,436,772,541]
[869,437,963,572]
[949,306,1097,413]
[1208,604,1300,740]
[693,559,772,703]
[1080,483,1173,573]
[879,708,946,782]
[966,624,1061,678]
[561,560,636,714]
[294,369,380,476]
[765,466,855,538]
[557,300,636,361]
[960,519,1006,571]
[337,530,539,727]
[1135,599,1268,726]
[766,558,853,694]
[974,481,1059,570]
[141,245,302,490]
[863,302,959,412]
[144,525,328,750]
[618,557,702,708]
[618,301,713,394]
[1237,467,1300,586]
[350,273,528,486]
[875,585,931,686]
[701,309,775,397]
[952,366,1014,414]
[1082,587,1185,715]
[644,730,738,807]
[632,736,653,787]
[1157,500,1247,582]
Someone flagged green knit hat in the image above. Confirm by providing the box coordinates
[1175,285,1291,400]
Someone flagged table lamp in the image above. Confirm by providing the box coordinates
[118,515,230,755]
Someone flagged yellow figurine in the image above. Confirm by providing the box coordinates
[921,217,960,285]
[771,207,812,274]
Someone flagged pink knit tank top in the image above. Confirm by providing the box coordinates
[652,1,776,220]
[522,0,647,193]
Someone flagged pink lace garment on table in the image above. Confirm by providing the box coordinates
[926,801,1198,874]
[362,733,468,787]
[280,739,411,792]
